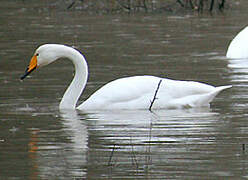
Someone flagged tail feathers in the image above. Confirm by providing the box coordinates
[171,85,232,108]
[202,85,232,105]
[215,85,232,92]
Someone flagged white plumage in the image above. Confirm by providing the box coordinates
[226,26,248,59]
[21,44,231,110]
[79,76,230,110]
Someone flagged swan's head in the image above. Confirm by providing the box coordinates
[21,44,69,80]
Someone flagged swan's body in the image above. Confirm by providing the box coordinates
[226,26,248,59]
[79,76,231,110]
[21,44,231,110]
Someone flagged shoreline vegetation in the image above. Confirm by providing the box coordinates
[48,0,228,14]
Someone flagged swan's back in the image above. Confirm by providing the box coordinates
[78,76,228,110]
[226,26,248,59]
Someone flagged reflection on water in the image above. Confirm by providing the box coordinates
[1,0,248,179]
[228,59,248,70]
[9,107,246,179]
[15,110,88,179]
[84,108,217,146]
[227,57,248,112]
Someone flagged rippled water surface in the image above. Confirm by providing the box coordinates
[1,1,248,179]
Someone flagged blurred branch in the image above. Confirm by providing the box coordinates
[67,0,76,9]
[177,0,184,7]
[219,0,225,11]
[198,0,204,12]
[55,0,227,13]
[116,0,131,12]
[67,0,84,10]
[209,0,214,12]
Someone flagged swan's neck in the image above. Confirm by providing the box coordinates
[59,47,88,110]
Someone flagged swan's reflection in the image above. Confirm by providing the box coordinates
[28,109,88,178]
[82,108,219,149]
[28,107,221,179]
[228,58,248,83]
[228,59,248,69]
[79,108,222,179]
[60,109,88,151]
[227,59,248,76]
[226,57,248,110]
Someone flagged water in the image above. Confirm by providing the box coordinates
[1,0,248,179]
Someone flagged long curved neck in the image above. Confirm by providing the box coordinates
[59,47,88,110]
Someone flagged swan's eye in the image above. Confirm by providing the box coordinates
[36,53,39,56]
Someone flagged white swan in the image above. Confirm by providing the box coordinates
[226,26,248,59]
[21,44,231,110]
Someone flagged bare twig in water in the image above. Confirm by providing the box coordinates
[149,79,162,111]
[130,137,139,169]
[145,120,153,173]
[108,144,116,166]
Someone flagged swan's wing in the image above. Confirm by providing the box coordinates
[77,76,230,110]
[166,85,232,108]
[78,76,162,109]
[148,80,230,109]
